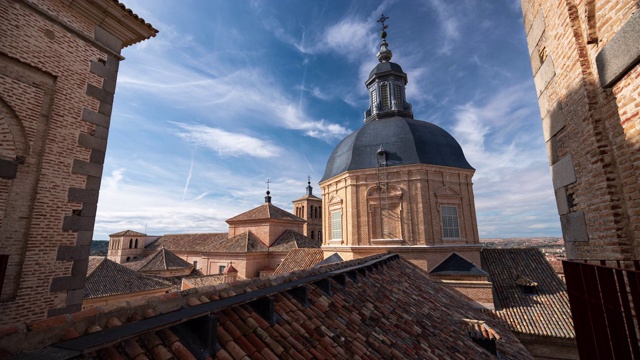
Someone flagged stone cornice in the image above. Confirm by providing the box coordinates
[67,0,157,47]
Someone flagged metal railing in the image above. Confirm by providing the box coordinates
[563,259,640,359]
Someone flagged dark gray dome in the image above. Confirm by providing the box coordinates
[321,116,474,182]
[368,62,406,81]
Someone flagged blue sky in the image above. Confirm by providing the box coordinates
[94,0,561,239]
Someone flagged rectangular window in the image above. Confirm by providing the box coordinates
[441,206,460,238]
[218,265,226,274]
[394,84,402,108]
[380,84,390,110]
[371,89,377,110]
[331,211,342,240]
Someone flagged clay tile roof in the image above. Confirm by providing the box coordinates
[273,249,324,275]
[10,254,534,359]
[481,248,575,339]
[109,229,147,236]
[212,231,269,252]
[84,257,172,299]
[224,264,238,274]
[181,275,226,289]
[429,252,489,276]
[269,230,321,251]
[147,233,228,252]
[137,248,193,272]
[226,203,304,223]
[464,319,500,341]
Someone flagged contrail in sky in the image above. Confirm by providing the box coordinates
[182,150,195,200]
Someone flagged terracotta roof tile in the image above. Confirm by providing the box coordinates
[109,229,147,236]
[137,248,193,272]
[481,248,575,339]
[273,248,325,275]
[84,257,172,299]
[226,203,304,223]
[212,231,269,252]
[4,255,534,359]
[147,233,228,252]
[269,230,321,252]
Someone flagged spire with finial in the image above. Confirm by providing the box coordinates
[376,13,392,63]
[265,178,272,203]
[364,13,412,123]
[306,175,313,196]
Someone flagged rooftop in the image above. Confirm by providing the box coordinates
[481,248,575,339]
[84,257,172,299]
[2,254,532,359]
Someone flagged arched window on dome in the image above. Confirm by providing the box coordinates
[394,83,402,110]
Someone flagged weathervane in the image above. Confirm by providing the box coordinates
[307,175,311,184]
[265,178,271,192]
[377,13,389,37]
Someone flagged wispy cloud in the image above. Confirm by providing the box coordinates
[174,123,284,158]
[450,83,558,237]
[427,0,461,55]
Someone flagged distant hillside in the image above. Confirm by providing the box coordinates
[90,241,109,256]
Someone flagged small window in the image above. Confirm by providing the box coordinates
[371,89,377,110]
[441,206,460,238]
[318,231,322,242]
[219,265,226,274]
[126,257,130,262]
[380,83,390,110]
[310,230,315,240]
[128,239,133,249]
[193,261,198,270]
[331,211,342,240]
[394,83,402,107]
[134,238,138,248]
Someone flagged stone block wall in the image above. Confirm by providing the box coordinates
[0,0,154,325]
[521,0,640,260]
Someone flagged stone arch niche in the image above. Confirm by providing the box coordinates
[367,184,403,244]
[0,53,55,301]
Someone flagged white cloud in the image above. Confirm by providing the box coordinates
[174,123,284,158]
[450,83,560,237]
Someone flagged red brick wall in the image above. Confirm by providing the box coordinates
[0,0,153,324]
[521,0,640,260]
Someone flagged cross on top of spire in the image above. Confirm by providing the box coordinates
[376,13,392,62]
[377,13,389,36]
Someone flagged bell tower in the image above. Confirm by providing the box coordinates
[292,177,323,241]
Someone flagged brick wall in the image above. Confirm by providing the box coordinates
[521,0,640,260]
[0,0,154,325]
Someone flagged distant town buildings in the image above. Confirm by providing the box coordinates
[107,190,321,279]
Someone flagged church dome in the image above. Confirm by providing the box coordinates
[321,116,473,182]
[321,21,473,183]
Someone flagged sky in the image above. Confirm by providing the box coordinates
[94,0,561,240]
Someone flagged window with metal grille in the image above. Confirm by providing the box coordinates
[441,206,460,238]
[394,83,402,107]
[331,211,342,240]
[380,83,390,110]
[371,89,377,111]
